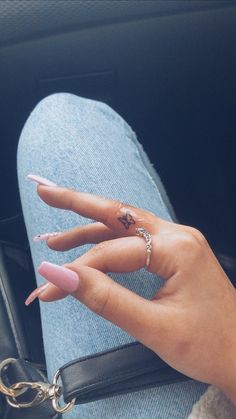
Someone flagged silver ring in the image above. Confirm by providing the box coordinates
[136,227,152,269]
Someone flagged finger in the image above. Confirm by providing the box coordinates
[71,236,148,273]
[37,185,160,234]
[46,222,117,251]
[71,235,178,279]
[39,263,165,347]
[25,282,67,305]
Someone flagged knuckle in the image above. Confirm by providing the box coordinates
[88,242,110,270]
[165,319,192,357]
[64,188,76,210]
[112,201,125,217]
[90,241,109,255]
[103,200,123,225]
[188,228,207,246]
[69,189,78,209]
[172,332,192,358]
[154,317,193,359]
[177,231,204,255]
[106,200,134,227]
[91,284,112,317]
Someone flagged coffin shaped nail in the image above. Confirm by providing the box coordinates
[33,232,61,242]
[25,282,50,306]
[38,261,79,293]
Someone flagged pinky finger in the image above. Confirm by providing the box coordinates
[25,282,67,305]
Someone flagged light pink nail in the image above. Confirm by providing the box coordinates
[25,282,50,306]
[38,261,79,293]
[27,174,57,187]
[33,232,61,242]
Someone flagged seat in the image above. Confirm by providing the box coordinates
[0,239,45,416]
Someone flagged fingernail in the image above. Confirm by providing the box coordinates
[38,261,79,293]
[27,174,57,187]
[25,282,50,306]
[33,232,61,242]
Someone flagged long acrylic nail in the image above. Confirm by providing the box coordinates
[25,282,50,306]
[27,174,57,186]
[38,261,79,293]
[33,232,61,242]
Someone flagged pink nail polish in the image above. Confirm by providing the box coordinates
[25,282,50,306]
[27,174,57,187]
[33,232,61,242]
[38,261,79,293]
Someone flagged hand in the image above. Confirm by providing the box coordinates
[27,183,236,403]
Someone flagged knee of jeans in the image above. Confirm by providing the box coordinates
[30,92,125,125]
[23,92,98,125]
[17,93,133,159]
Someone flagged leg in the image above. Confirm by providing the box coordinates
[17,94,207,418]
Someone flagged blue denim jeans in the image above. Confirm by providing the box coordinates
[17,94,208,418]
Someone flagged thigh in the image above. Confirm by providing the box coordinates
[17,93,207,418]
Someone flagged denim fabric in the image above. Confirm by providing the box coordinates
[17,93,208,418]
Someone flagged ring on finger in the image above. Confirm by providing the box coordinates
[136,227,152,269]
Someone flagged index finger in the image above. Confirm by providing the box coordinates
[37,185,159,234]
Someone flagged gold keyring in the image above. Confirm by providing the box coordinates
[1,359,76,413]
[0,358,19,397]
[6,381,53,409]
[52,369,76,414]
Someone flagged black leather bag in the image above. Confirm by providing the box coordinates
[0,240,189,417]
[1,344,189,417]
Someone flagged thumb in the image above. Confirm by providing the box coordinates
[38,261,165,347]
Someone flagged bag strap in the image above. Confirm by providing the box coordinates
[60,341,188,404]
[1,341,189,416]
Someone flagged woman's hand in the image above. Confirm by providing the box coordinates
[27,182,236,403]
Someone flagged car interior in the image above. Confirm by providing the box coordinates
[0,1,235,415]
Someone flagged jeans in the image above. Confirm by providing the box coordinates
[17,93,208,418]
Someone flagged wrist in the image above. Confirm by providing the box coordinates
[215,327,236,405]
[218,360,236,405]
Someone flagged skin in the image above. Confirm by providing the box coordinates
[35,184,236,404]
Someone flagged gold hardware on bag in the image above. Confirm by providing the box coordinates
[0,358,21,398]
[0,358,76,414]
[52,369,76,414]
[6,380,61,409]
